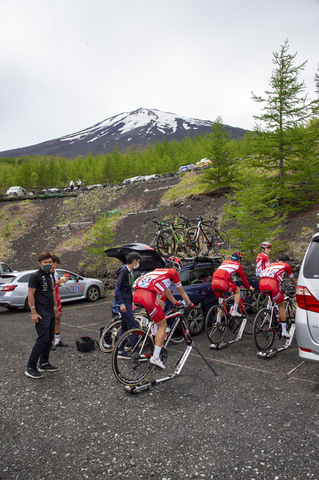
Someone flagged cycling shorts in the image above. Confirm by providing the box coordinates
[211,277,237,299]
[133,288,166,323]
[259,278,284,304]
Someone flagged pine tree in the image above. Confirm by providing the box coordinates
[199,116,232,187]
[251,39,319,208]
[224,166,284,260]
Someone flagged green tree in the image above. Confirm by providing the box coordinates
[251,39,319,205]
[87,216,115,267]
[224,167,284,260]
[199,116,232,187]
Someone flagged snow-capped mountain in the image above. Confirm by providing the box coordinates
[0,108,246,158]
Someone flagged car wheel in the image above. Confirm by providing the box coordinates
[186,304,204,336]
[86,285,100,302]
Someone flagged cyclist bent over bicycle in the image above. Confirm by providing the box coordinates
[133,256,194,369]
[211,251,254,316]
[259,254,297,338]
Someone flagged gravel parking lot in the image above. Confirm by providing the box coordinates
[1,297,319,480]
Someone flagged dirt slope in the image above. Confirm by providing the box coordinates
[1,174,318,280]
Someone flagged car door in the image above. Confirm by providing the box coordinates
[56,269,85,300]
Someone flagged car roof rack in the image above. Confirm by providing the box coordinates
[182,255,222,265]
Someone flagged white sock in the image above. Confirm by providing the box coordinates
[54,334,61,345]
[232,303,238,313]
[153,345,162,359]
[281,322,287,333]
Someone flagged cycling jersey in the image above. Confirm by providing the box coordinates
[212,260,250,289]
[262,262,294,283]
[256,252,270,278]
[134,268,181,294]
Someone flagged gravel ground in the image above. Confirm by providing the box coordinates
[1,298,319,480]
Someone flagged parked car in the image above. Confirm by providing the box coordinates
[0,269,106,310]
[295,233,319,363]
[4,186,29,197]
[196,158,212,168]
[178,164,196,173]
[0,262,14,276]
[105,242,221,335]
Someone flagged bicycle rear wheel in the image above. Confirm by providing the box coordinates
[253,308,275,351]
[205,304,228,344]
[185,227,202,256]
[212,229,230,255]
[156,230,175,257]
[99,318,122,353]
[112,329,154,386]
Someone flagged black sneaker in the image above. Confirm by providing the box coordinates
[50,344,56,351]
[38,363,59,372]
[25,367,44,379]
[56,341,69,348]
[117,351,131,359]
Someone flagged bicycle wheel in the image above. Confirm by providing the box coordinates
[112,328,154,386]
[253,308,275,351]
[156,230,175,257]
[185,227,202,256]
[205,304,228,344]
[212,229,230,255]
[99,318,122,353]
[174,228,188,257]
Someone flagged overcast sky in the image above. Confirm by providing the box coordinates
[0,0,318,152]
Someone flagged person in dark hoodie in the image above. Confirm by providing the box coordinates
[114,252,141,349]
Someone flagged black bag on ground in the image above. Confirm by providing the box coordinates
[75,336,95,352]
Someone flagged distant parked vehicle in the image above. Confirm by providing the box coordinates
[86,184,104,190]
[178,164,196,173]
[0,268,106,310]
[196,158,212,168]
[40,188,60,194]
[4,186,29,197]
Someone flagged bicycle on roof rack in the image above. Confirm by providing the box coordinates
[111,303,218,394]
[185,216,230,257]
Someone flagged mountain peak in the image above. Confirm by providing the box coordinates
[0,108,246,159]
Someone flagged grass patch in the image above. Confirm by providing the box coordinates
[161,172,219,204]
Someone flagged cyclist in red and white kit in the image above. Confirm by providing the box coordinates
[259,254,297,338]
[256,241,271,278]
[211,251,254,316]
[133,256,193,369]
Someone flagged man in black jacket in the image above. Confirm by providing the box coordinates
[114,252,141,347]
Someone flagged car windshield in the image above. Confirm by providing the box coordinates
[303,237,319,279]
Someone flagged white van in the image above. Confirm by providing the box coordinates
[295,233,319,363]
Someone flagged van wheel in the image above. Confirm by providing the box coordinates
[87,286,100,302]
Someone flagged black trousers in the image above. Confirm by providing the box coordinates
[27,309,55,368]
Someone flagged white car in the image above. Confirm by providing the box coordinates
[5,186,28,197]
[295,232,319,363]
[0,269,106,310]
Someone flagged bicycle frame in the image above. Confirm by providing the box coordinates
[256,295,296,359]
[124,308,218,394]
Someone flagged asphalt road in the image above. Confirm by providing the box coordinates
[1,297,319,480]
